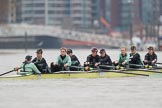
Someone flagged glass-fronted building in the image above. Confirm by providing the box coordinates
[16,0,92,28]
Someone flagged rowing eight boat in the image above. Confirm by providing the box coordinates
[0,69,162,80]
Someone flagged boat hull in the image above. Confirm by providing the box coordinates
[1,70,161,80]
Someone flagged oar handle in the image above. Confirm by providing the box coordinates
[128,64,144,68]
[69,66,84,69]
[156,63,162,65]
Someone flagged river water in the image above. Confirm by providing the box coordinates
[0,49,162,108]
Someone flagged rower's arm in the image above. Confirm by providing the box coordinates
[32,58,36,63]
[116,54,120,62]
[65,55,71,66]
[32,64,41,74]
[19,64,23,70]
[75,55,81,65]
[55,56,60,65]
[153,54,157,62]
[154,54,157,62]
[71,56,81,66]
[86,55,90,63]
[144,54,148,61]
[42,58,48,67]
[107,56,112,65]
[97,55,101,64]
[124,53,129,64]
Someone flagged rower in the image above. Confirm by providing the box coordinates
[84,47,100,70]
[113,47,129,67]
[144,46,157,66]
[50,47,71,72]
[32,49,50,74]
[129,46,143,68]
[99,49,113,69]
[67,49,81,71]
[15,55,41,75]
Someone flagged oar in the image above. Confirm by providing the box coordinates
[156,63,162,65]
[71,66,98,71]
[99,65,116,69]
[128,64,162,70]
[119,63,162,73]
[69,66,92,71]
[69,66,85,69]
[155,67,162,69]
[99,65,126,70]
[99,64,142,70]
[142,65,162,69]
[99,69,149,77]
[125,68,162,74]
[0,69,17,76]
[143,62,162,68]
[129,64,144,68]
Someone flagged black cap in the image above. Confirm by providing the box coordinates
[25,55,32,61]
[131,46,136,50]
[148,46,154,50]
[67,49,72,54]
[36,48,43,54]
[91,47,98,52]
[99,49,105,54]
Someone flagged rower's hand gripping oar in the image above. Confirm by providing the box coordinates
[0,68,20,76]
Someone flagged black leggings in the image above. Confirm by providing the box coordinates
[50,63,70,73]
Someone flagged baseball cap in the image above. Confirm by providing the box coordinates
[67,49,72,54]
[25,55,32,61]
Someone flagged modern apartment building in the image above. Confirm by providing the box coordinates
[16,0,48,25]
[16,0,92,28]
[70,0,92,28]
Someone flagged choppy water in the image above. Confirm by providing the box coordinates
[0,49,162,108]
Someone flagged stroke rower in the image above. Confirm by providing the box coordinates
[84,47,100,70]
[143,46,157,66]
[15,55,41,75]
[67,49,81,71]
[32,49,50,74]
[113,47,129,67]
[129,46,143,68]
[50,47,71,72]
